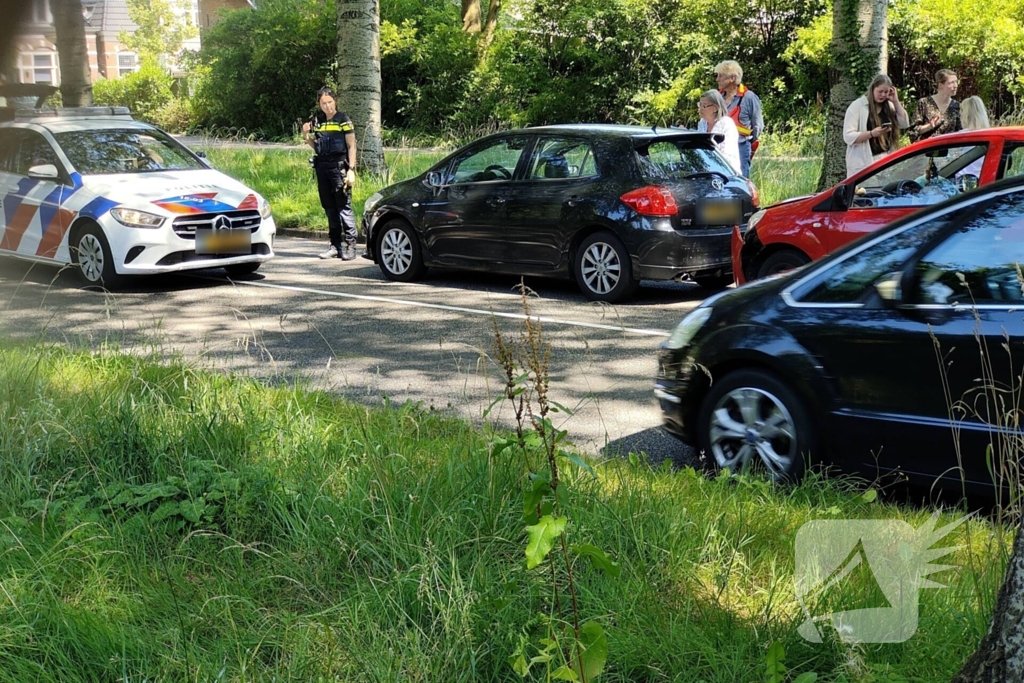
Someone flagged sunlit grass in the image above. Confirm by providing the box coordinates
[0,341,1009,682]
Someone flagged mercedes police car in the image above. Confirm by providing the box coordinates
[0,88,275,288]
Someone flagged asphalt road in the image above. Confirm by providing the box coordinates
[0,235,712,466]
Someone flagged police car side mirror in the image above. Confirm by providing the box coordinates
[28,164,59,180]
[195,150,207,159]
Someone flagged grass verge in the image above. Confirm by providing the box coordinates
[0,340,1009,681]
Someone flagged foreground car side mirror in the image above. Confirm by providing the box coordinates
[875,271,903,306]
[832,184,850,210]
[426,171,445,188]
[28,164,59,180]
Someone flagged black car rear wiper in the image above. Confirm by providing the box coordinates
[678,171,732,182]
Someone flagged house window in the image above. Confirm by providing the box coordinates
[118,52,139,77]
[21,53,58,84]
[33,0,52,23]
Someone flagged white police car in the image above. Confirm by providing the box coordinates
[0,93,275,288]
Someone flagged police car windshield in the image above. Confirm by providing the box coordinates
[53,128,205,174]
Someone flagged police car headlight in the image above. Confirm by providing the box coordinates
[110,208,165,229]
[364,192,383,215]
[664,306,713,350]
[258,197,273,219]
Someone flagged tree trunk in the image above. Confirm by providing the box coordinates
[462,0,481,33]
[953,527,1024,682]
[51,0,93,107]
[482,0,500,44]
[816,0,887,190]
[336,0,387,175]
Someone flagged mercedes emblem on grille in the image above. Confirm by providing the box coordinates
[213,215,231,231]
[711,178,724,191]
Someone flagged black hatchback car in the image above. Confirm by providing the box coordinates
[362,124,757,302]
[655,177,1024,498]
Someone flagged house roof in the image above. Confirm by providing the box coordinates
[98,0,139,34]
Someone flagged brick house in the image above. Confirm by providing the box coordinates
[198,0,254,33]
[9,0,202,85]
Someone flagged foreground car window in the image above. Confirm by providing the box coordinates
[636,140,734,181]
[912,193,1024,305]
[795,208,967,304]
[54,128,205,174]
[852,144,988,209]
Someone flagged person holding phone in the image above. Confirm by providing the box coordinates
[843,73,909,178]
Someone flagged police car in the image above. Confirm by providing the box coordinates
[0,88,275,288]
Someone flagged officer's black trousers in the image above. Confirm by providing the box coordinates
[315,163,357,249]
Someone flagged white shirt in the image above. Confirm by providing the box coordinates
[697,117,742,175]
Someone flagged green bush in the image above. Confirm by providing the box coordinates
[191,0,337,139]
[150,96,194,133]
[91,62,174,122]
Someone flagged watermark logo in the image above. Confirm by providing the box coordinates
[794,513,966,643]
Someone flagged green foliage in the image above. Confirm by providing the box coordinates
[191,0,337,138]
[890,0,1024,114]
[149,95,195,133]
[121,0,198,64]
[91,63,174,122]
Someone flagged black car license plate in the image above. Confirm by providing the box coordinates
[697,198,742,226]
[195,228,251,255]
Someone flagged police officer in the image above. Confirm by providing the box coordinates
[302,87,358,260]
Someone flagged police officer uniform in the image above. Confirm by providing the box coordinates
[311,111,357,259]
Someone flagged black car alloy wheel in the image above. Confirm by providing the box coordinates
[696,369,815,482]
[574,231,636,303]
[377,218,425,282]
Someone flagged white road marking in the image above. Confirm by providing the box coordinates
[218,277,673,337]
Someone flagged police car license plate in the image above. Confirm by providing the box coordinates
[196,228,251,255]
[697,198,742,226]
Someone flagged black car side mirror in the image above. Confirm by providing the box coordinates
[875,271,903,307]
[426,171,445,188]
[832,184,850,210]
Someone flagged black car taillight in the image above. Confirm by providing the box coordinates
[621,186,678,216]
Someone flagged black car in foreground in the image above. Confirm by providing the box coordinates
[655,176,1024,498]
[363,124,757,302]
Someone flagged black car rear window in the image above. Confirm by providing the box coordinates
[635,139,736,181]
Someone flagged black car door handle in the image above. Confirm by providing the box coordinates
[488,196,506,206]
[566,195,580,207]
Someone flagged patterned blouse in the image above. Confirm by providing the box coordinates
[908,96,961,142]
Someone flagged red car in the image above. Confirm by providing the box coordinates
[734,127,1024,284]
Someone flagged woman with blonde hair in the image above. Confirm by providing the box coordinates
[843,73,910,178]
[696,89,741,174]
[960,96,990,131]
[908,69,961,142]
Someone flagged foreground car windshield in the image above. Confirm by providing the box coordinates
[54,128,205,174]
[636,140,736,180]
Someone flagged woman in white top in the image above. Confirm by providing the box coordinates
[843,74,910,178]
[696,89,742,175]
[956,96,991,185]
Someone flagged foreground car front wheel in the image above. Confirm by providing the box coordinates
[574,232,636,303]
[696,369,815,482]
[72,224,122,289]
[377,219,425,282]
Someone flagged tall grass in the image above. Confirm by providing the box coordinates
[0,340,1010,682]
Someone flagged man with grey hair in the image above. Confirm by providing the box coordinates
[714,60,763,177]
